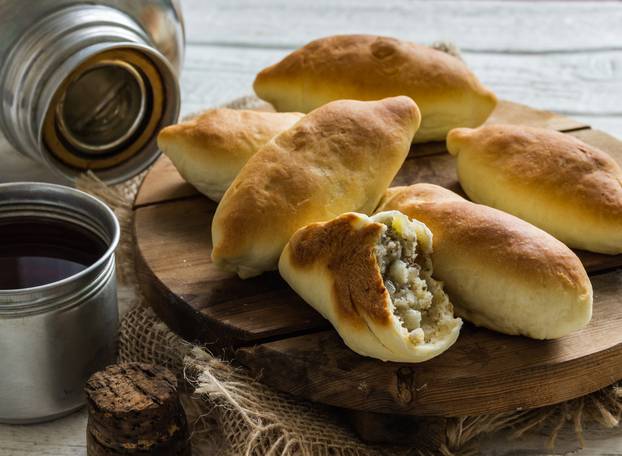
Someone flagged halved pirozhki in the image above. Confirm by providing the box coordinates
[278,211,462,363]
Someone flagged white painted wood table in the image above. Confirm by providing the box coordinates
[1,1,622,454]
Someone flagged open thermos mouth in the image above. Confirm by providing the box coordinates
[43,47,169,173]
[0,2,183,185]
[56,59,148,154]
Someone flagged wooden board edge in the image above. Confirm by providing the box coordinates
[234,269,622,417]
[133,192,203,210]
[133,219,248,348]
[236,330,622,417]
[132,201,332,346]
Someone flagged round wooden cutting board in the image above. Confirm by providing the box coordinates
[133,99,622,418]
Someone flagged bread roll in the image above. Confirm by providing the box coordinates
[211,96,420,278]
[253,34,496,143]
[157,109,303,201]
[377,184,593,339]
[279,211,462,362]
[447,125,622,254]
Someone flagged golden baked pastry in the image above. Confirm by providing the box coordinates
[447,125,622,254]
[157,109,303,201]
[211,96,421,278]
[254,34,496,142]
[378,184,593,339]
[279,211,462,362]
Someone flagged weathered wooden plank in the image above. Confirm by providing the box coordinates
[236,270,622,417]
[2,408,622,456]
[182,0,622,53]
[179,44,622,137]
[465,50,622,117]
[0,408,87,455]
[480,427,622,456]
[134,198,329,344]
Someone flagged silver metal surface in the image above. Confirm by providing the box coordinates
[0,182,120,424]
[55,60,148,154]
[0,1,184,184]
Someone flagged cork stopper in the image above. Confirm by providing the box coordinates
[85,363,190,455]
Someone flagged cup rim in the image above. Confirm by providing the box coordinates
[0,182,120,296]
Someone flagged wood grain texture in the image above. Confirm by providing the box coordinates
[85,363,190,456]
[466,50,622,117]
[180,45,622,138]
[236,270,622,417]
[134,197,328,345]
[182,0,622,53]
[2,407,622,455]
[0,409,88,456]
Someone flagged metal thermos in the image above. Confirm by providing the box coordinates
[0,0,184,183]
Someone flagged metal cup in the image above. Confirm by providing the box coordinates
[0,182,120,423]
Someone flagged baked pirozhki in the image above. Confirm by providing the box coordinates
[211,96,421,278]
[253,34,496,143]
[447,125,622,254]
[279,211,462,362]
[377,184,593,339]
[157,109,303,201]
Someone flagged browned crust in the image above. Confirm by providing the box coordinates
[447,125,622,222]
[211,97,420,272]
[254,34,496,118]
[255,34,490,99]
[286,214,391,326]
[379,184,590,292]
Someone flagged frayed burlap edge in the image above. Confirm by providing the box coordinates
[75,40,622,454]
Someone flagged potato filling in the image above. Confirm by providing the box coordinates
[374,222,454,345]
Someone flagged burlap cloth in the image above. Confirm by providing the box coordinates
[76,44,622,455]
